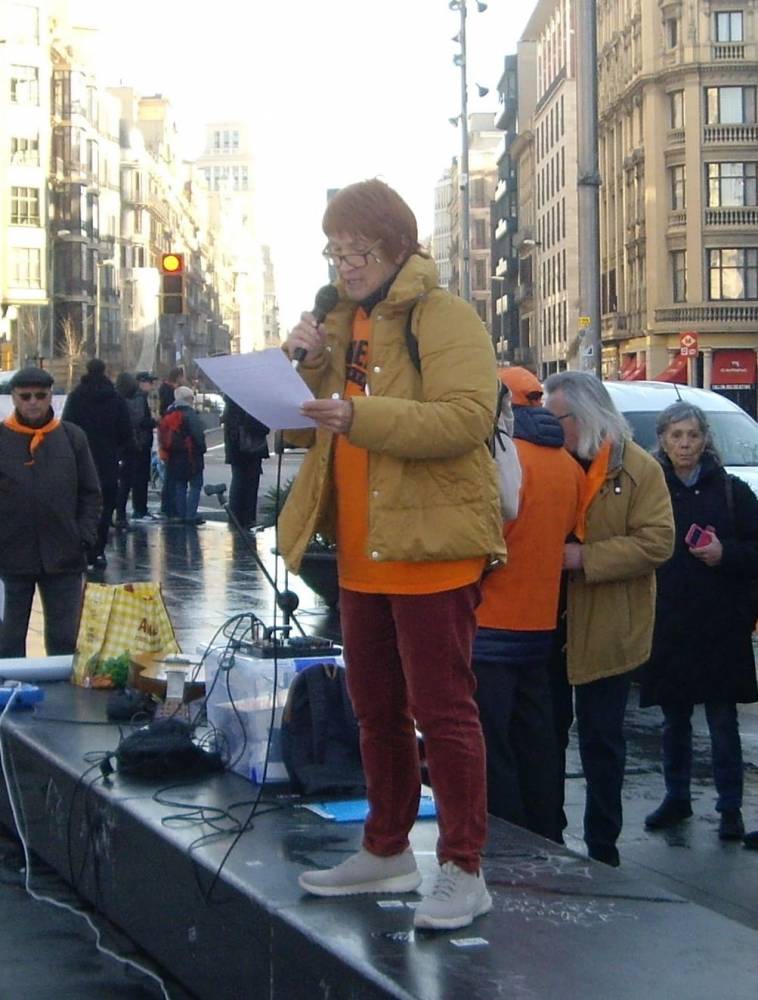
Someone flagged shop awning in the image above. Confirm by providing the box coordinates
[654,354,687,384]
[621,360,647,381]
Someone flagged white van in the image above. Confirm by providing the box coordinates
[605,380,758,496]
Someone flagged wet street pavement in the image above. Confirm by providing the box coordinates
[3,440,758,996]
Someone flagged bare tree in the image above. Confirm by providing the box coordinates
[59,316,85,390]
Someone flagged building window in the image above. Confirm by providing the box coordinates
[10,4,39,44]
[708,248,758,300]
[10,65,38,105]
[669,90,684,128]
[473,218,487,249]
[665,18,679,48]
[707,162,757,206]
[11,187,40,225]
[473,259,488,290]
[670,165,686,209]
[474,299,487,322]
[10,136,39,165]
[11,248,41,288]
[672,250,687,302]
[715,11,743,42]
[706,86,757,125]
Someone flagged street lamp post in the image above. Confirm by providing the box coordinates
[95,259,116,359]
[449,0,488,303]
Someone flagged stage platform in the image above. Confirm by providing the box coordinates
[2,682,758,1000]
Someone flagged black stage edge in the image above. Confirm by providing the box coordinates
[2,683,758,1000]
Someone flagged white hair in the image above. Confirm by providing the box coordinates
[544,371,631,459]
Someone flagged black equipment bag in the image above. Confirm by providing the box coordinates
[280,663,365,796]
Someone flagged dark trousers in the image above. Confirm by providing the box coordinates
[0,573,84,657]
[132,446,151,516]
[661,701,743,812]
[474,656,563,842]
[161,464,175,517]
[96,481,117,557]
[548,610,632,855]
[229,460,263,528]
[116,451,136,521]
[339,584,486,873]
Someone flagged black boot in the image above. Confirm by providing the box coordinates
[644,797,692,830]
[719,809,744,841]
[743,830,758,850]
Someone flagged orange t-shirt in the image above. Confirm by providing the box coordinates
[333,309,484,595]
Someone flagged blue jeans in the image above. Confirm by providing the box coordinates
[575,672,632,855]
[661,702,743,812]
[173,472,202,521]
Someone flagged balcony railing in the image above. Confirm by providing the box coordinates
[712,43,745,60]
[703,123,758,144]
[704,205,758,227]
[667,128,685,146]
[655,303,758,324]
[668,209,687,227]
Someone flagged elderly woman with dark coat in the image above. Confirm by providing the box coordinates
[640,401,758,841]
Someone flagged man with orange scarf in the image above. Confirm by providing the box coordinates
[0,367,101,657]
[544,371,674,867]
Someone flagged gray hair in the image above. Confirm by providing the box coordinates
[655,401,720,463]
[174,385,194,404]
[544,371,631,459]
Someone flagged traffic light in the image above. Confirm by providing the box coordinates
[159,252,185,314]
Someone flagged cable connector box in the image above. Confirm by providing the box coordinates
[0,682,44,709]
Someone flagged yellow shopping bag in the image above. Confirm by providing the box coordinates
[72,582,180,687]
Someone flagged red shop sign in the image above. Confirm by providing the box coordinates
[711,349,757,389]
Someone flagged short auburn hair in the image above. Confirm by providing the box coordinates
[322,179,425,262]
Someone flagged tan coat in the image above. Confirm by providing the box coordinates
[278,255,506,575]
[566,439,674,685]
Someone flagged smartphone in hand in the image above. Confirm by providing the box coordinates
[685,523,714,549]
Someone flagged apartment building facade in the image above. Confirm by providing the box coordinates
[598,0,758,410]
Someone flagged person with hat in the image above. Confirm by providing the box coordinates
[130,372,157,520]
[0,367,101,656]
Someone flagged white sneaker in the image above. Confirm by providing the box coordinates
[299,847,421,897]
[413,862,492,930]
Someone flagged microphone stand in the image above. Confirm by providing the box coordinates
[204,483,306,637]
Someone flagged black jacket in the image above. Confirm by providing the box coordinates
[0,420,102,575]
[639,454,758,706]
[222,397,269,466]
[62,375,134,488]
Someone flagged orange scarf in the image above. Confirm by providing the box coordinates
[3,412,61,465]
[574,440,612,542]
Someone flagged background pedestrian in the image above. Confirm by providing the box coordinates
[222,395,269,529]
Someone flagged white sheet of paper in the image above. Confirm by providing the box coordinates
[194,350,316,429]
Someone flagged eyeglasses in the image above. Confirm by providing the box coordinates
[555,412,574,421]
[16,390,50,401]
[322,240,382,269]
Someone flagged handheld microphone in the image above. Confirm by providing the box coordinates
[292,285,339,368]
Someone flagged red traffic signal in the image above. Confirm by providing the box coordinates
[160,252,184,275]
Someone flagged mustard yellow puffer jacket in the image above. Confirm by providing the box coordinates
[278,255,507,575]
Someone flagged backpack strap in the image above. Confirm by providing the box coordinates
[404,305,421,373]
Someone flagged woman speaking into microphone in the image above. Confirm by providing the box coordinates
[278,179,504,932]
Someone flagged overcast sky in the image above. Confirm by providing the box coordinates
[92,0,532,330]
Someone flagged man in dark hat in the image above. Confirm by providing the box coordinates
[132,373,158,519]
[0,367,101,656]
